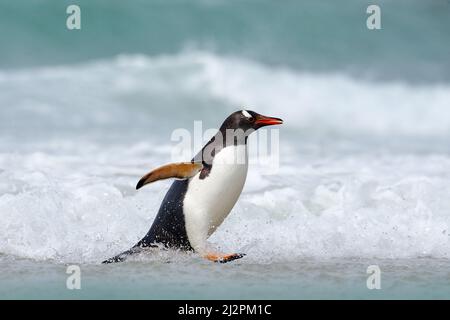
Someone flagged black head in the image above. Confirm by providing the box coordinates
[220,109,283,132]
[197,109,283,164]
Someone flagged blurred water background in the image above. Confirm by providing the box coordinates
[0,0,449,299]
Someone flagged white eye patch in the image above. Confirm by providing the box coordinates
[241,110,252,118]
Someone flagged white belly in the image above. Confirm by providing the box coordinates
[183,145,248,252]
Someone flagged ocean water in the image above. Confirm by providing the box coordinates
[1,1,450,299]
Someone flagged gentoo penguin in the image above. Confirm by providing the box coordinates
[103,110,283,264]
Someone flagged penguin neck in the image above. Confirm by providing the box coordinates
[196,128,249,166]
[213,126,249,151]
[217,126,250,147]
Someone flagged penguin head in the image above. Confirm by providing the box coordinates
[222,109,283,132]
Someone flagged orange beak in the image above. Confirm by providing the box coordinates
[255,114,283,126]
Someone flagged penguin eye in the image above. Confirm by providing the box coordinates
[248,117,255,122]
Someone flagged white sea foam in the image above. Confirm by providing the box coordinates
[1,144,449,263]
[0,52,449,263]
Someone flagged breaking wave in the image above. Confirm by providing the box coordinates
[0,52,449,263]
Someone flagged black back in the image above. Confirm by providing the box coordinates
[135,179,193,250]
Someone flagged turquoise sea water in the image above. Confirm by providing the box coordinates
[0,0,450,299]
[1,0,449,82]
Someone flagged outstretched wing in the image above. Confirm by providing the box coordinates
[136,162,203,190]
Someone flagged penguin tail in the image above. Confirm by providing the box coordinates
[102,247,142,264]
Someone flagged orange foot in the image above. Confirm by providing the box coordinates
[204,253,246,263]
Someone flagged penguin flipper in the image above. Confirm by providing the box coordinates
[204,252,246,263]
[136,162,203,190]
